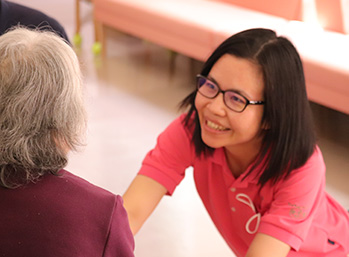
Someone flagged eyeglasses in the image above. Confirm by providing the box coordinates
[196,75,265,113]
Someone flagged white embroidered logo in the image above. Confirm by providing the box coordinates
[236,193,261,234]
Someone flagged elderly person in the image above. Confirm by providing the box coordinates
[0,27,134,257]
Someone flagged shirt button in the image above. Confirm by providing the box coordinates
[230,187,236,192]
[231,207,236,212]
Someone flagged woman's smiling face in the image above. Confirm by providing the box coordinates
[195,54,265,153]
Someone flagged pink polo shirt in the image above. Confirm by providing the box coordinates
[139,114,349,257]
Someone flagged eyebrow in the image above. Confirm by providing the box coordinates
[207,75,252,99]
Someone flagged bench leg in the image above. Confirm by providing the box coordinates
[92,19,105,57]
[169,50,177,73]
[75,0,81,35]
[73,0,82,46]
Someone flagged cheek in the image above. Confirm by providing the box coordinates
[194,94,205,113]
[254,108,265,128]
[227,110,264,133]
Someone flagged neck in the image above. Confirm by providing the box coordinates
[224,141,262,178]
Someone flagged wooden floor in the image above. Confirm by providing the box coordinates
[11,1,349,256]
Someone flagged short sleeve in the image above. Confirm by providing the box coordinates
[258,147,326,250]
[103,195,135,257]
[138,114,195,195]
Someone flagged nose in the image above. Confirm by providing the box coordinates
[207,92,226,116]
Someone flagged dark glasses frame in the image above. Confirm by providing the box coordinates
[196,74,265,113]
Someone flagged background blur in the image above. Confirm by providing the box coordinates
[9,0,349,256]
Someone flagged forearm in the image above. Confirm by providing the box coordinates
[123,175,167,235]
[245,233,290,257]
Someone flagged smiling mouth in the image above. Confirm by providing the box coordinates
[206,120,230,131]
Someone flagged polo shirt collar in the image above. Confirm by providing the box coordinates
[210,147,260,187]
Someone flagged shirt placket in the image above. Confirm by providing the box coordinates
[227,182,261,238]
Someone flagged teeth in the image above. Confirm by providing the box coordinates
[207,120,228,131]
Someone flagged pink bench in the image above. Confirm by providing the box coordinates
[93,0,349,114]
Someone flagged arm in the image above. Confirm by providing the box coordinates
[245,233,291,257]
[123,175,167,235]
[104,195,135,257]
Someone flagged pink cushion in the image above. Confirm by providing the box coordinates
[93,0,349,114]
[94,0,289,61]
[281,22,349,114]
[94,0,216,60]
[210,0,303,20]
[315,0,345,33]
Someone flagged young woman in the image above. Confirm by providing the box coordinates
[123,28,349,256]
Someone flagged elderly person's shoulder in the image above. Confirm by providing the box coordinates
[0,0,70,42]
[0,169,135,257]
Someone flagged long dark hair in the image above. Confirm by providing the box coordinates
[180,28,316,187]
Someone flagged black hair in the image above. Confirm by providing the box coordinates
[180,28,316,187]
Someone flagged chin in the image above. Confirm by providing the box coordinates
[201,135,224,149]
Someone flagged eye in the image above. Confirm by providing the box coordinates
[205,81,216,90]
[225,92,247,109]
[230,94,244,103]
[197,77,219,99]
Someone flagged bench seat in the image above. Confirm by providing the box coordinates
[93,0,349,114]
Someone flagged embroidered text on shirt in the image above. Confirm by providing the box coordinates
[288,203,306,219]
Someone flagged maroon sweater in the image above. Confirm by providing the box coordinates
[0,170,135,257]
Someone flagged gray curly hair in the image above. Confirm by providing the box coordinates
[0,27,87,188]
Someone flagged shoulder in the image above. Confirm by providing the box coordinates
[261,146,327,215]
[139,114,195,194]
[306,145,325,169]
[53,170,117,207]
[270,146,325,194]
[0,0,11,34]
[164,113,192,135]
[156,113,193,150]
[142,114,195,164]
[59,170,115,194]
[5,1,56,25]
[290,145,325,180]
[0,1,69,42]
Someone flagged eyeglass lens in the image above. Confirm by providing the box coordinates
[197,76,247,112]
